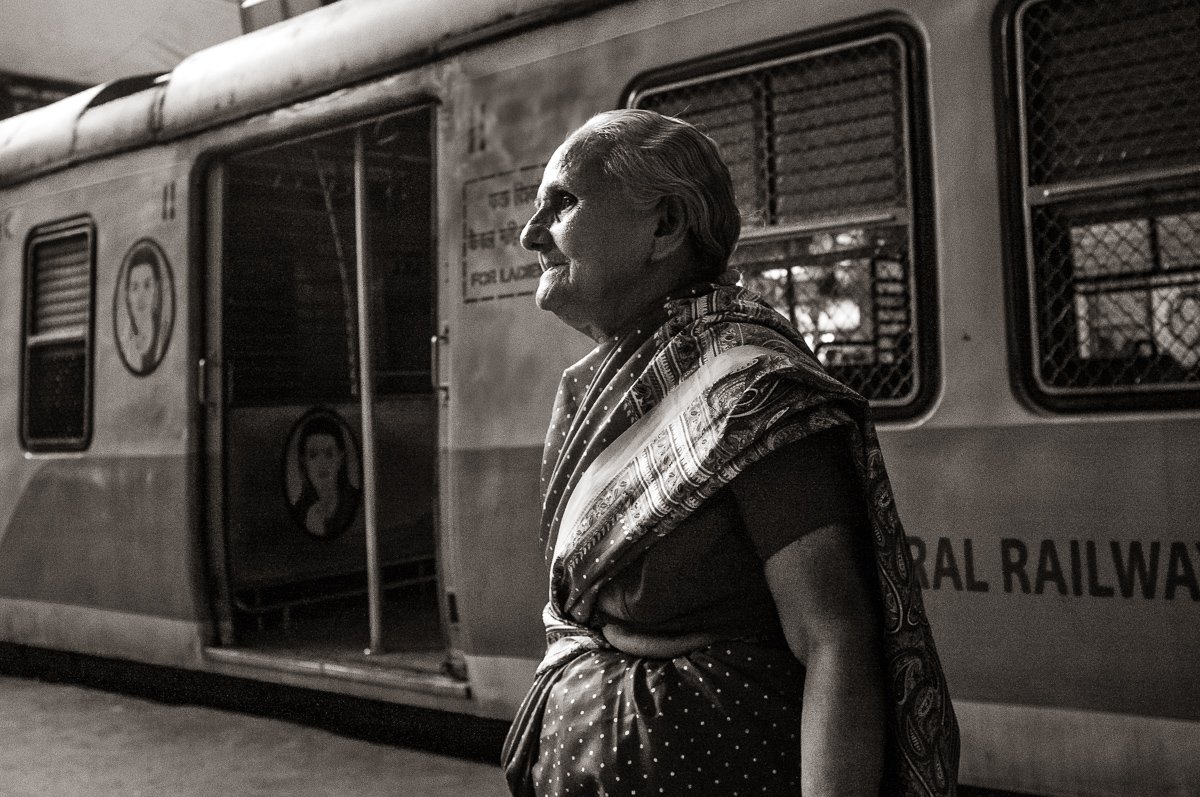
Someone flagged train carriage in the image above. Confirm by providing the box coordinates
[1,0,1198,794]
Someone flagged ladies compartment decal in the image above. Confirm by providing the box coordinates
[113,238,175,376]
[462,164,545,303]
[283,408,363,539]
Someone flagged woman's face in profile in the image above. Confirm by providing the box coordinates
[302,432,343,493]
[520,137,660,338]
[128,262,158,332]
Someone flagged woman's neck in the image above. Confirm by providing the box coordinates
[595,273,715,344]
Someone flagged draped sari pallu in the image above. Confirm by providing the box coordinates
[503,286,959,796]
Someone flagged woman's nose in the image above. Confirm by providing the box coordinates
[520,215,549,252]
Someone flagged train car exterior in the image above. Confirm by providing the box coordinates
[1,0,1197,794]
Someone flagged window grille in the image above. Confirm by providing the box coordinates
[23,222,93,449]
[631,31,933,414]
[1009,0,1200,407]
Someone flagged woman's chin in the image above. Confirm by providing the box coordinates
[535,271,566,312]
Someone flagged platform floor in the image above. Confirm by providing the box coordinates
[0,675,509,797]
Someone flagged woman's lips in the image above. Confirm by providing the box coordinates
[541,260,568,273]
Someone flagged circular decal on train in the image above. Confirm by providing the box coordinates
[283,408,363,539]
[113,239,175,376]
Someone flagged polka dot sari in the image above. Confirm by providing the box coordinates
[533,642,804,796]
[503,286,958,797]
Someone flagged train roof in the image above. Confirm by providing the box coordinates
[0,0,622,189]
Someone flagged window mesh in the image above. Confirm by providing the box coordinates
[1020,0,1200,186]
[734,225,914,399]
[1017,0,1200,397]
[26,341,88,441]
[1031,198,1200,387]
[24,227,92,448]
[634,35,925,408]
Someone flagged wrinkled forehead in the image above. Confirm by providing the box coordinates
[545,129,607,182]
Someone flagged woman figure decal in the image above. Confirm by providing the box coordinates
[115,239,174,375]
[287,411,362,539]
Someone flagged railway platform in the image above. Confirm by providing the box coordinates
[0,674,509,797]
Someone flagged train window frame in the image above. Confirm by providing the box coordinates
[20,217,96,452]
[623,16,939,422]
[995,0,1200,412]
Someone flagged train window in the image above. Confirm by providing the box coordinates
[222,108,433,405]
[629,24,937,419]
[1000,0,1200,410]
[21,219,95,451]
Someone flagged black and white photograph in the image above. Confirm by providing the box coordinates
[0,0,1196,795]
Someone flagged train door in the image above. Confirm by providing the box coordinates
[203,105,449,675]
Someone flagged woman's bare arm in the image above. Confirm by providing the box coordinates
[763,524,885,796]
[730,437,886,796]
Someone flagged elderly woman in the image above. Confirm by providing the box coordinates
[502,109,957,796]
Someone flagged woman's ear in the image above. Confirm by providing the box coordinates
[650,195,689,262]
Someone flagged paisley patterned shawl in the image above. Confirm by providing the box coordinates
[503,285,959,796]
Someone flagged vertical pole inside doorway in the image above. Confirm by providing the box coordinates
[354,128,384,654]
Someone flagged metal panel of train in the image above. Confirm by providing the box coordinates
[0,0,1197,793]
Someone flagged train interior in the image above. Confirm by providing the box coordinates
[212,105,448,675]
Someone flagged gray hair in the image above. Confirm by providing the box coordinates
[567,109,741,278]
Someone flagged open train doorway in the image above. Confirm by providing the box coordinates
[203,105,449,679]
